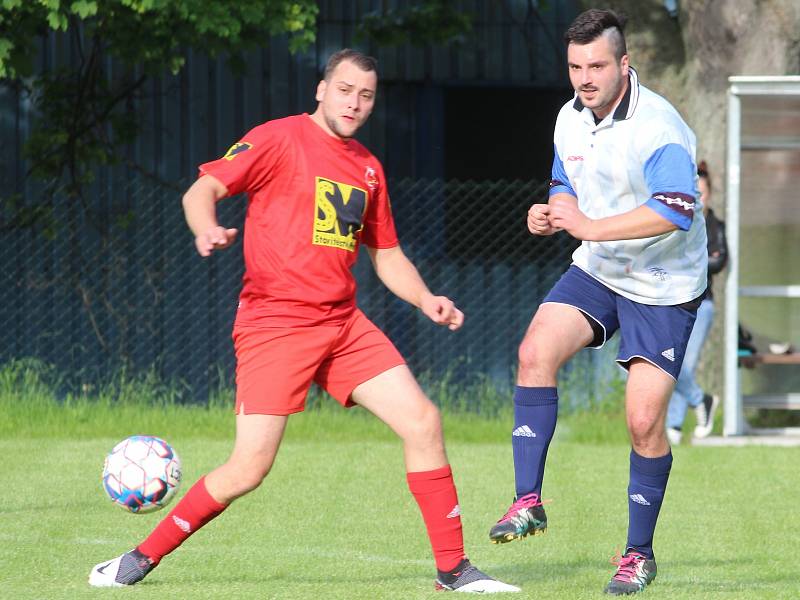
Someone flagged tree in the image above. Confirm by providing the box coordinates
[0,1,319,373]
[356,0,473,47]
[0,0,318,192]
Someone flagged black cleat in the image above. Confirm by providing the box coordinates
[489,493,547,544]
[604,551,657,595]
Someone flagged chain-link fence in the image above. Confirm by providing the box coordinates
[1,177,626,410]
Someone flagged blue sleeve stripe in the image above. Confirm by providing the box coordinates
[643,143,696,197]
[549,184,573,197]
[645,197,692,231]
[551,145,576,196]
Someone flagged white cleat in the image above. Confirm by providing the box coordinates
[88,549,154,587]
[436,560,521,593]
[448,578,521,593]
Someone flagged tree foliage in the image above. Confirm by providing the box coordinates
[0,0,318,188]
[0,0,317,79]
[356,0,473,47]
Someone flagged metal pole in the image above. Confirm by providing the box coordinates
[723,82,743,436]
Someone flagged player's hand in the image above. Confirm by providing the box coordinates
[548,197,595,240]
[420,294,465,331]
[195,226,239,257]
[527,203,560,236]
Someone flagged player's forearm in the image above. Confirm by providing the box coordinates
[182,177,227,236]
[368,246,433,308]
[588,205,678,241]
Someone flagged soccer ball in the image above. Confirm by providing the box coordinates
[102,435,182,514]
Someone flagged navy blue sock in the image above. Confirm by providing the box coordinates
[626,449,672,560]
[511,386,558,498]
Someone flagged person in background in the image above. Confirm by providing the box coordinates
[666,160,728,444]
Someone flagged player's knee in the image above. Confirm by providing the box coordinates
[225,456,274,496]
[517,337,557,377]
[405,401,443,445]
[627,417,661,447]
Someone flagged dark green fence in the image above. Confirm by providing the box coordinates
[0,177,624,408]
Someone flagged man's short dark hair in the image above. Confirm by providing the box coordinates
[564,9,628,61]
[323,49,378,80]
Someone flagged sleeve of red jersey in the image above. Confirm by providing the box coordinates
[361,162,399,249]
[197,121,289,197]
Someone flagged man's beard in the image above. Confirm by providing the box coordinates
[325,115,354,140]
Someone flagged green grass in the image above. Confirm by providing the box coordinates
[1,360,798,598]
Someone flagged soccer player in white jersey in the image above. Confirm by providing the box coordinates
[487,9,707,595]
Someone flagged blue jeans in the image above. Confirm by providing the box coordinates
[666,298,715,429]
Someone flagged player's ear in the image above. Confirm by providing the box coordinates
[620,54,629,76]
[315,80,327,102]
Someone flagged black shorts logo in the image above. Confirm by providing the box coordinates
[313,177,367,252]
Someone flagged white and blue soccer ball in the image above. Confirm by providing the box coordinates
[102,435,182,514]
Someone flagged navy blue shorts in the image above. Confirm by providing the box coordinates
[542,266,700,379]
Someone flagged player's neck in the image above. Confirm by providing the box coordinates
[309,109,350,142]
[592,77,629,122]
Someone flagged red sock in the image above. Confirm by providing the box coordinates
[137,476,227,564]
[407,464,466,572]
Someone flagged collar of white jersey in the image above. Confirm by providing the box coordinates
[572,66,640,122]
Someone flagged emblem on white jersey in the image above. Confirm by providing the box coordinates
[661,348,675,362]
[648,266,670,282]
[512,425,537,438]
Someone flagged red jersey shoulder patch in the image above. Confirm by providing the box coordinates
[223,142,253,161]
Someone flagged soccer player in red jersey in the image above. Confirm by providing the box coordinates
[89,49,519,594]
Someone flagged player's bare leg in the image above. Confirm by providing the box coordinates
[605,359,674,595]
[624,360,673,458]
[516,303,594,387]
[490,304,591,543]
[204,412,288,503]
[353,364,446,471]
[89,413,287,587]
[353,365,520,593]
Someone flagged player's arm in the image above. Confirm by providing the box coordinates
[366,245,464,331]
[531,143,575,236]
[181,175,239,257]
[548,194,678,241]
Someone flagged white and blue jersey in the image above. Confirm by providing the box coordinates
[549,67,707,306]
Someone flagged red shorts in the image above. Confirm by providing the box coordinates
[232,309,406,415]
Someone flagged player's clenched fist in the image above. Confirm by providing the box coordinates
[420,294,465,331]
[195,226,239,257]
[527,203,559,236]
[549,196,594,240]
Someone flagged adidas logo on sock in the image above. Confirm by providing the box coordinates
[172,515,192,533]
[661,347,675,361]
[512,425,537,438]
[629,493,651,506]
[446,504,461,519]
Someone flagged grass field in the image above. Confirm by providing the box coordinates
[1,364,799,599]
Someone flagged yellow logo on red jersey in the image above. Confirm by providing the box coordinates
[313,177,367,252]
[222,142,253,161]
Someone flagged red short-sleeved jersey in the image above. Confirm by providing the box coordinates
[199,114,399,326]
